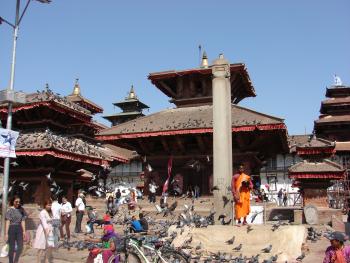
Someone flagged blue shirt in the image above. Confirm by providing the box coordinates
[131,220,143,231]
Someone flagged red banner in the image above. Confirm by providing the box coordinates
[162,157,173,194]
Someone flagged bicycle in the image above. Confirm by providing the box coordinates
[109,233,189,263]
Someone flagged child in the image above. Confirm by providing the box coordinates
[86,207,98,234]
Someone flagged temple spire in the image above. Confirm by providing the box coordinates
[200,51,209,69]
[127,85,137,100]
[72,78,81,96]
[334,74,342,86]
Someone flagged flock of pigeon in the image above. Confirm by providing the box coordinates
[16,129,107,160]
[30,87,90,115]
[0,169,328,262]
[108,199,311,263]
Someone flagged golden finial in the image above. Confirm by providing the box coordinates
[72,78,81,95]
[128,85,137,99]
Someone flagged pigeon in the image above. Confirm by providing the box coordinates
[19,182,29,191]
[180,228,184,235]
[169,201,178,212]
[218,214,227,221]
[250,210,262,223]
[46,173,52,182]
[211,185,220,191]
[296,252,305,261]
[225,235,235,245]
[271,222,281,231]
[247,225,253,233]
[272,214,283,220]
[233,244,242,251]
[195,242,202,251]
[222,195,230,208]
[10,161,19,167]
[261,244,272,253]
[250,254,260,263]
[51,181,58,188]
[271,254,278,261]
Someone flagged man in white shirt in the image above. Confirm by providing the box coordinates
[51,196,62,220]
[148,181,158,203]
[51,195,62,242]
[60,196,72,240]
[74,192,85,233]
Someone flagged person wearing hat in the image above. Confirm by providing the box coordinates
[75,193,86,233]
[85,224,119,263]
[323,231,350,263]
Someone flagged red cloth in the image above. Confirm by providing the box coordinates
[103,224,113,231]
[102,250,114,263]
[162,157,172,194]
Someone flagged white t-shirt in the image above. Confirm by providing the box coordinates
[61,201,73,217]
[51,201,62,220]
[75,197,85,211]
[149,184,157,193]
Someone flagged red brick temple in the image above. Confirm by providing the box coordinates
[0,82,131,204]
[97,58,289,195]
[289,135,345,207]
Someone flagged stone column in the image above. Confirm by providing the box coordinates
[212,54,233,223]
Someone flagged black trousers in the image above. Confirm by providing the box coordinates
[75,211,84,233]
[149,193,156,203]
[8,224,23,263]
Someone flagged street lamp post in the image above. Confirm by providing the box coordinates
[0,0,51,238]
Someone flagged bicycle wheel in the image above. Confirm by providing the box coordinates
[157,250,189,263]
[109,251,142,263]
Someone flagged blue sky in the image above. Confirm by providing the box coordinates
[0,1,349,135]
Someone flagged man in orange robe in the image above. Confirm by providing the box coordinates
[231,164,253,225]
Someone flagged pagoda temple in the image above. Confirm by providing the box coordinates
[315,83,350,142]
[103,85,149,127]
[289,135,345,207]
[97,54,289,195]
[0,82,131,205]
[311,80,350,211]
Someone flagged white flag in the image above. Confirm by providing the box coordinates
[0,128,19,158]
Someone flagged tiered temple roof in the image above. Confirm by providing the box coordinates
[288,134,343,179]
[0,84,133,204]
[289,159,344,180]
[15,129,130,165]
[295,135,335,157]
[148,63,255,107]
[66,79,103,114]
[315,84,350,142]
[98,104,286,141]
[103,86,149,126]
